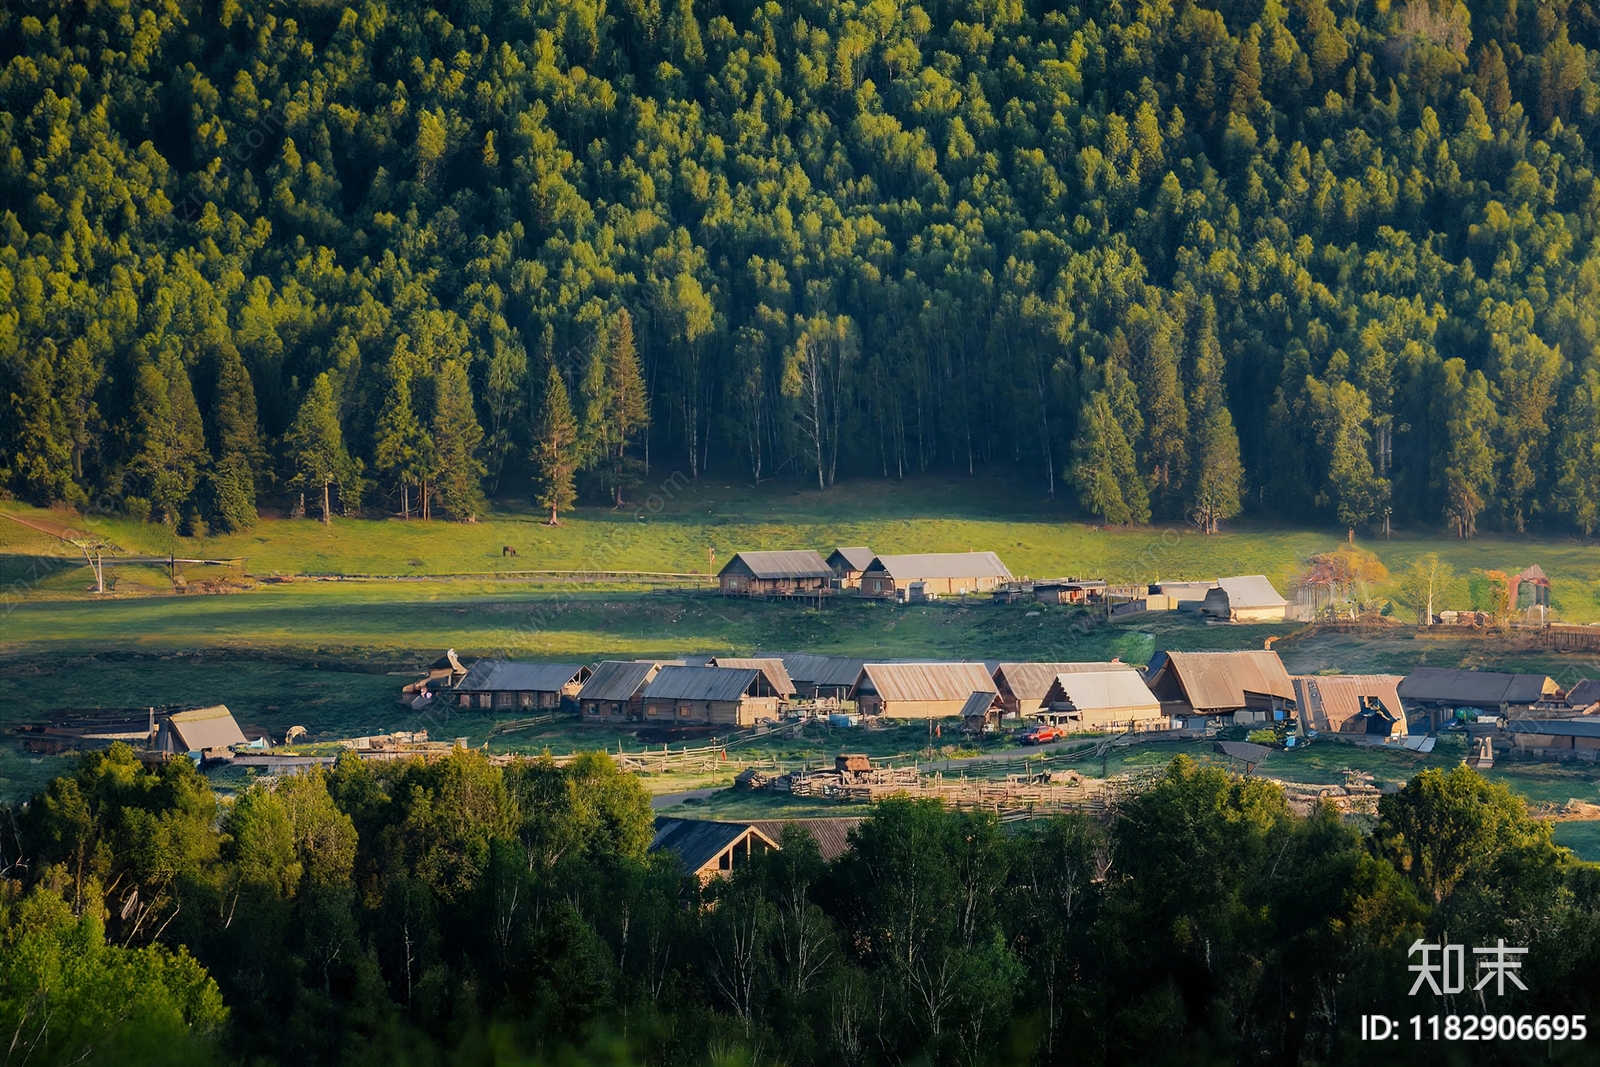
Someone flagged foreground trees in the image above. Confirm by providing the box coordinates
[3,745,1596,1065]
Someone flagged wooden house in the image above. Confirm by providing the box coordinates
[778,654,865,700]
[1031,578,1109,605]
[578,660,679,722]
[826,547,875,589]
[1036,671,1165,731]
[1398,667,1558,729]
[992,661,1134,716]
[1150,580,1218,611]
[850,662,998,718]
[1144,649,1295,722]
[640,666,782,726]
[718,551,835,596]
[1292,675,1407,736]
[651,817,779,884]
[400,649,473,706]
[454,661,591,711]
[960,691,1005,732]
[707,657,796,697]
[1199,575,1289,622]
[858,552,1013,599]
[155,705,247,756]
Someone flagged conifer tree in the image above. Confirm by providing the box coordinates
[207,344,262,531]
[1133,302,1188,517]
[129,356,209,525]
[1188,297,1243,533]
[1555,367,1600,536]
[532,364,580,526]
[373,354,431,520]
[430,360,487,521]
[607,308,650,505]
[1072,359,1149,526]
[1442,363,1499,539]
[285,373,360,524]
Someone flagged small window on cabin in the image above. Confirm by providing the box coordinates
[586,706,598,716]
[720,850,731,870]
[646,706,657,716]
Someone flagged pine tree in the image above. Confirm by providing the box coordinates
[606,308,649,505]
[129,356,209,525]
[1188,297,1243,533]
[207,344,261,531]
[482,326,528,492]
[1133,303,1188,517]
[430,360,487,521]
[532,364,580,526]
[285,373,360,524]
[1442,362,1499,538]
[1555,366,1600,536]
[373,353,431,519]
[1072,360,1149,526]
[1320,379,1385,533]
[577,326,611,473]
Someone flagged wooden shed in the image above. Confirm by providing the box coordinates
[826,547,876,589]
[858,553,1013,599]
[779,654,866,700]
[454,661,591,711]
[718,551,835,596]
[850,662,998,719]
[1199,575,1289,622]
[578,660,680,722]
[640,666,782,727]
[1292,675,1407,736]
[155,705,248,756]
[1031,578,1109,605]
[993,661,1135,716]
[1037,670,1165,731]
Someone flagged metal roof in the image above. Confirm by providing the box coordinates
[1397,667,1555,706]
[166,705,247,751]
[1565,679,1600,709]
[959,691,1000,718]
[651,818,778,873]
[1151,650,1294,711]
[853,662,998,702]
[1044,671,1161,714]
[863,552,1013,581]
[642,666,762,701]
[994,661,1135,700]
[827,547,876,572]
[1152,580,1218,599]
[709,657,795,695]
[456,660,588,692]
[749,818,863,862]
[1211,575,1287,608]
[721,550,834,579]
[778,653,866,687]
[1215,740,1272,764]
[1505,717,1600,738]
[1292,675,1405,732]
[580,660,671,702]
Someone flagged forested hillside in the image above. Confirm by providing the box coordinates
[3,0,1600,534]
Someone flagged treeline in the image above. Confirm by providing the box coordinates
[3,746,1600,1065]
[6,0,1600,534]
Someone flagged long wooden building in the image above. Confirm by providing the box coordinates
[858,552,1012,599]
[718,551,835,596]
[639,665,783,726]
[851,662,998,718]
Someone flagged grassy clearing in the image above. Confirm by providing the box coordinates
[1553,821,1600,862]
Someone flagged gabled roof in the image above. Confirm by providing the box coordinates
[643,666,762,701]
[1565,679,1600,709]
[1211,575,1287,608]
[1397,667,1555,706]
[778,653,866,688]
[721,550,834,580]
[1505,717,1600,739]
[1043,670,1161,713]
[1292,675,1405,732]
[429,649,470,672]
[709,657,795,695]
[854,662,998,702]
[749,818,863,862]
[580,660,673,702]
[456,660,589,692]
[994,661,1134,700]
[651,818,778,873]
[1148,650,1293,711]
[863,552,1013,581]
[1152,580,1218,599]
[166,705,247,751]
[827,547,876,572]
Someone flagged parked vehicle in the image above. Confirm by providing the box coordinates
[1020,724,1065,745]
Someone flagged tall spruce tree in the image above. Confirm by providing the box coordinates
[285,373,360,524]
[1555,366,1600,536]
[1072,360,1149,526]
[373,354,431,520]
[206,344,262,531]
[606,308,649,505]
[1188,297,1243,533]
[532,364,580,525]
[429,360,487,520]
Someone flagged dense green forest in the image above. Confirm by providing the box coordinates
[2,747,1598,1065]
[5,0,1600,533]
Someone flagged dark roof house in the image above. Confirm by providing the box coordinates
[827,547,876,573]
[707,657,796,696]
[456,661,590,692]
[651,817,779,882]
[779,653,866,694]
[719,550,835,596]
[1397,667,1557,709]
[643,666,771,701]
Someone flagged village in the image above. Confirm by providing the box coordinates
[30,547,1594,885]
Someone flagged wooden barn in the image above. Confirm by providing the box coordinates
[155,705,248,756]
[454,661,591,711]
[578,660,680,722]
[651,818,779,884]
[718,551,835,596]
[1144,649,1295,722]
[1398,667,1558,729]
[707,657,796,697]
[850,662,998,719]
[1199,575,1289,622]
[1031,578,1109,605]
[826,547,876,589]
[858,552,1013,599]
[1036,670,1165,731]
[779,653,865,700]
[640,666,783,726]
[992,661,1135,716]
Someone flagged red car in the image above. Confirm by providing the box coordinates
[1020,724,1065,746]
